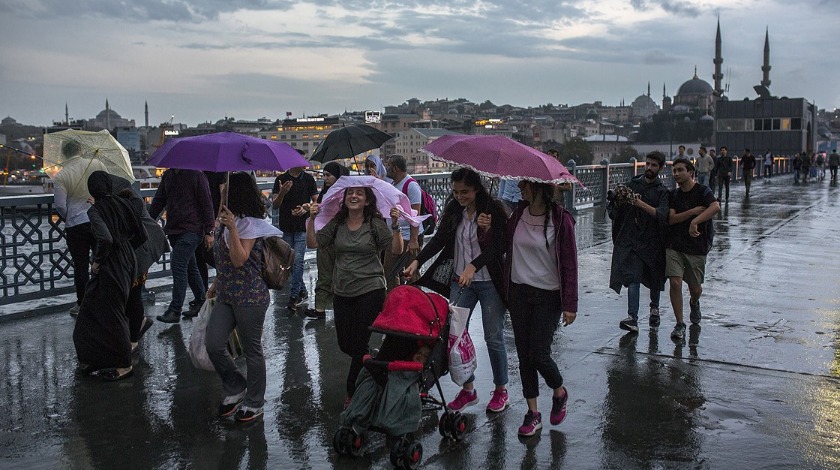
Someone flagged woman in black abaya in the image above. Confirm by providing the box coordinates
[73,171,147,381]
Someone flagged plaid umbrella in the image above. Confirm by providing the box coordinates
[422,134,580,185]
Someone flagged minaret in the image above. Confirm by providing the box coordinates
[647,82,651,97]
[144,101,149,128]
[105,98,111,130]
[65,103,69,125]
[761,27,771,88]
[713,18,724,97]
[662,83,671,112]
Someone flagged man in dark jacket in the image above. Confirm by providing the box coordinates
[715,146,733,202]
[608,151,670,332]
[739,149,757,198]
[149,169,215,323]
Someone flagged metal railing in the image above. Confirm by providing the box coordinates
[0,157,794,306]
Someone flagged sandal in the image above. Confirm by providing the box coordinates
[99,368,134,382]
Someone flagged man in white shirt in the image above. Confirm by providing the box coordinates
[384,155,422,290]
[694,146,715,188]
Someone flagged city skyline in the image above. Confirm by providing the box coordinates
[1,0,838,126]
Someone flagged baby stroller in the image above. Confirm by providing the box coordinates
[333,285,468,469]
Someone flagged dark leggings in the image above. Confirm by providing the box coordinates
[66,223,95,306]
[334,288,386,396]
[508,282,564,399]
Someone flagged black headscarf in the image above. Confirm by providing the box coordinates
[318,162,349,202]
[87,171,146,248]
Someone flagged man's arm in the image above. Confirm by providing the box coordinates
[148,174,167,220]
[668,206,704,225]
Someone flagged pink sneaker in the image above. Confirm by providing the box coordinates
[550,387,568,425]
[486,389,509,412]
[447,389,478,411]
[518,410,542,436]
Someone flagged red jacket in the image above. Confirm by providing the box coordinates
[504,202,578,313]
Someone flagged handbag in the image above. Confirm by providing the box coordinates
[261,236,294,290]
[431,258,454,285]
[447,302,477,386]
[188,299,216,371]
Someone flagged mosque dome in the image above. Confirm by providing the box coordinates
[677,74,713,97]
[631,94,658,119]
[2,116,18,125]
[96,108,123,120]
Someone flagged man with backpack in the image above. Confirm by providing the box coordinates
[384,155,423,290]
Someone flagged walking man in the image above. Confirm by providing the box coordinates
[763,150,773,179]
[384,155,422,290]
[608,151,670,332]
[829,149,840,182]
[715,146,733,202]
[54,173,96,317]
[149,169,215,323]
[740,149,757,198]
[666,159,720,341]
[695,146,714,188]
[271,158,318,311]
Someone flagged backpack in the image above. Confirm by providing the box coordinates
[401,178,438,235]
[261,236,294,290]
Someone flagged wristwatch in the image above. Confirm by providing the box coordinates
[391,224,400,231]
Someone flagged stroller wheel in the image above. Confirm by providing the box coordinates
[349,430,366,457]
[389,436,408,467]
[438,411,452,438]
[403,441,423,469]
[450,412,467,440]
[332,427,350,455]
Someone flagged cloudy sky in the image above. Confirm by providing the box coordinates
[1,0,837,126]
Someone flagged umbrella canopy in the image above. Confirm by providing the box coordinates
[147,132,310,172]
[310,124,393,163]
[314,175,429,231]
[43,129,134,199]
[422,134,580,185]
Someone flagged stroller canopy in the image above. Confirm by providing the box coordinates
[371,285,449,339]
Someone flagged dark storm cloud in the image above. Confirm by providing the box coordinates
[629,0,703,16]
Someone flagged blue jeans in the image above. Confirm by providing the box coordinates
[696,173,710,187]
[627,282,662,320]
[450,280,508,387]
[282,231,307,296]
[168,232,206,312]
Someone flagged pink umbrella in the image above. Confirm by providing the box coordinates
[422,134,580,185]
[314,176,429,231]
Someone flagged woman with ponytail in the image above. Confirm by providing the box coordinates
[497,180,578,437]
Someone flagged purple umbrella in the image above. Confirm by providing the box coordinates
[147,132,310,171]
[422,134,580,185]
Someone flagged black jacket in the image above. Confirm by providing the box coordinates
[414,197,507,301]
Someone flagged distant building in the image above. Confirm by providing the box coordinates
[87,100,135,131]
[258,117,344,159]
[673,68,715,114]
[715,98,816,156]
[584,134,629,161]
[393,128,460,174]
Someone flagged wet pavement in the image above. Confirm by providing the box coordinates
[2,177,840,469]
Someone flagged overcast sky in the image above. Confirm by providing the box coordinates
[1,0,837,127]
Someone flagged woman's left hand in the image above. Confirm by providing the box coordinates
[217,205,236,230]
[458,264,476,287]
[562,311,577,326]
[390,207,401,221]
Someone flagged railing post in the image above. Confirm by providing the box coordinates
[566,159,577,214]
[600,159,610,208]
[629,157,638,176]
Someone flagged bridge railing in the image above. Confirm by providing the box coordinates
[0,157,793,306]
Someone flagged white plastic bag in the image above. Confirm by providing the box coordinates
[189,298,216,371]
[448,304,477,386]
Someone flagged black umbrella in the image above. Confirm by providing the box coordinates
[310,124,393,163]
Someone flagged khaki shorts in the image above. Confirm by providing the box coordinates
[665,248,707,285]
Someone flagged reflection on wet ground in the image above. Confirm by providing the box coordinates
[2,178,840,469]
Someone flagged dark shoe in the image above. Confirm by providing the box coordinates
[156,309,181,324]
[287,296,298,311]
[298,289,308,301]
[184,299,204,318]
[670,322,686,340]
[234,406,264,422]
[99,368,133,382]
[137,317,154,341]
[689,300,701,324]
[304,308,325,319]
[649,307,661,327]
[218,390,246,417]
[619,315,638,332]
